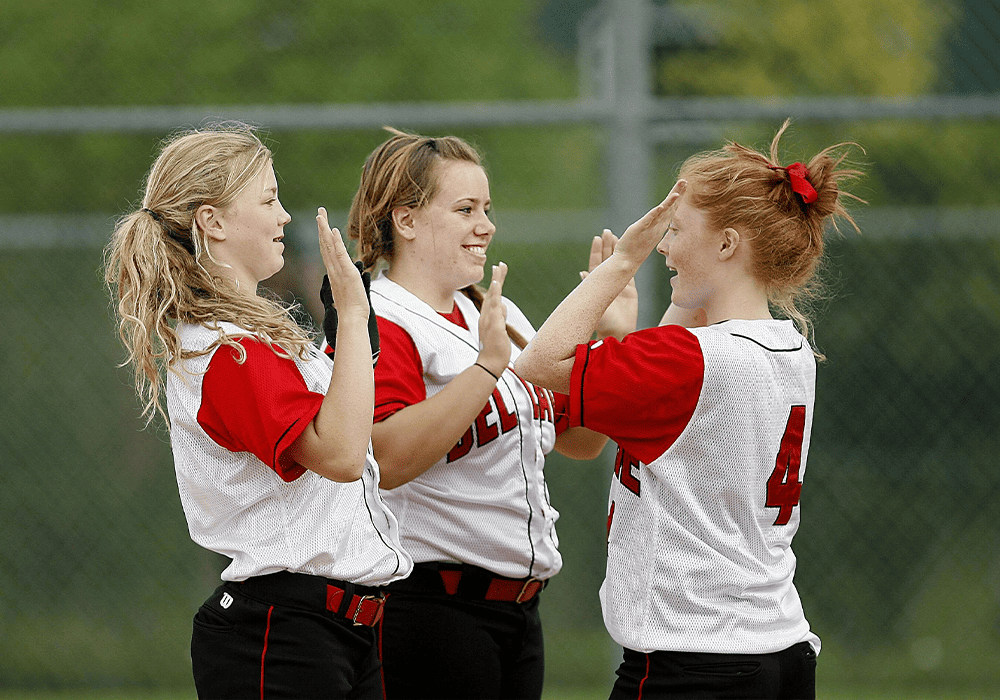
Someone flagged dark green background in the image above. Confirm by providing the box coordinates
[3,0,1000,696]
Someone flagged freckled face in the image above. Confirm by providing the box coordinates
[410,160,495,293]
[656,193,722,310]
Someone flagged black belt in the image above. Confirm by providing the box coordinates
[235,571,387,627]
[386,562,546,604]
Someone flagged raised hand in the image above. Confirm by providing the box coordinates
[316,207,368,320]
[582,230,638,340]
[476,262,511,378]
[613,180,687,268]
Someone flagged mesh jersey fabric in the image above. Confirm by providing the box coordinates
[370,273,568,580]
[166,320,412,585]
[572,319,821,655]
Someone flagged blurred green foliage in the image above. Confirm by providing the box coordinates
[1,0,577,106]
[653,0,1000,207]
[657,0,952,96]
[0,0,604,214]
[3,0,1000,216]
[4,0,1000,695]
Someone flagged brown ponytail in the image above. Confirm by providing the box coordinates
[349,127,529,349]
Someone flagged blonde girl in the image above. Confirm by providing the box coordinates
[105,122,411,699]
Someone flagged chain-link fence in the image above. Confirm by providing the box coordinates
[3,190,999,696]
[4,0,1000,695]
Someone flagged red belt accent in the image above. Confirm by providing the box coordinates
[326,585,386,627]
[485,577,544,603]
[440,569,462,596]
[438,571,544,603]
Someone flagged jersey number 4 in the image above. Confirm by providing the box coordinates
[765,405,806,526]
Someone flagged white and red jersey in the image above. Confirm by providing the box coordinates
[166,321,412,586]
[369,273,569,580]
[570,319,820,655]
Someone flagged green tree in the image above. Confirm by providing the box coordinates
[658,0,949,96]
[652,0,1000,206]
[0,0,603,213]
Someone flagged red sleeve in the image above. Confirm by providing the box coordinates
[569,325,704,464]
[198,338,324,482]
[373,316,427,423]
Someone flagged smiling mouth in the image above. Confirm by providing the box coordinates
[273,235,284,243]
[463,245,487,255]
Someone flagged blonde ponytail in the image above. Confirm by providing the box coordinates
[105,122,314,426]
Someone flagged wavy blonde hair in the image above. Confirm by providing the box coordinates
[679,119,864,350]
[105,121,314,426]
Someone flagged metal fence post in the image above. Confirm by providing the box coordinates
[603,0,655,676]
[607,0,657,329]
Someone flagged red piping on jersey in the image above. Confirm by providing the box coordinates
[378,615,387,699]
[260,605,274,699]
[637,653,650,700]
[569,342,592,428]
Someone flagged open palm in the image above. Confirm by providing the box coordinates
[582,230,638,340]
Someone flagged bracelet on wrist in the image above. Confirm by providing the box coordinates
[474,362,501,381]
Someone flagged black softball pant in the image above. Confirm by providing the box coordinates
[609,641,817,700]
[378,591,545,700]
[191,575,384,700]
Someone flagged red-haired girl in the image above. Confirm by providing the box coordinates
[516,121,862,700]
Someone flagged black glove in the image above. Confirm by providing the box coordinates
[320,261,380,367]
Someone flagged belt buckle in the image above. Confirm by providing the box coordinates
[515,578,540,603]
[352,594,385,626]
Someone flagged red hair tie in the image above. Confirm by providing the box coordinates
[768,161,818,205]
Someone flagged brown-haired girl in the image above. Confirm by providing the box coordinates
[515,121,862,699]
[105,122,411,699]
[339,128,632,699]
